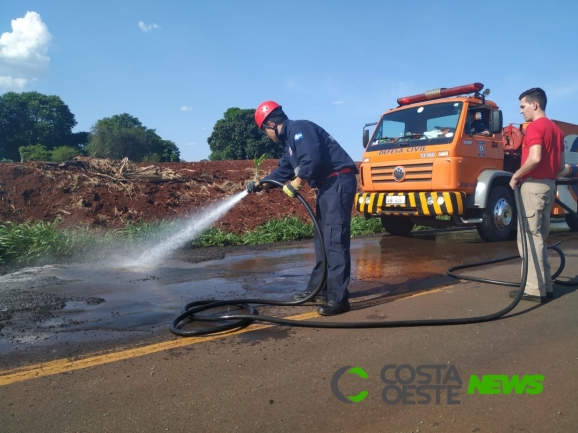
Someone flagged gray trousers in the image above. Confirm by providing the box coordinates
[517,180,556,296]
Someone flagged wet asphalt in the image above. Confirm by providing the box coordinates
[1,224,577,432]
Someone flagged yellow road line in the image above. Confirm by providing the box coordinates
[0,311,319,386]
[0,287,448,387]
[401,288,445,299]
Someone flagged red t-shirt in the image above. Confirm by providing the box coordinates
[521,117,564,180]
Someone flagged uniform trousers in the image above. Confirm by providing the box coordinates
[305,172,357,303]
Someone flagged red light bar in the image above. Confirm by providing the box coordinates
[397,83,484,106]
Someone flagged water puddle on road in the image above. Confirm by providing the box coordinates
[0,223,572,355]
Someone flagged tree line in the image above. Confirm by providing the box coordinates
[0,91,283,163]
[207,107,283,161]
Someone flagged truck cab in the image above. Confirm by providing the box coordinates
[356,83,516,241]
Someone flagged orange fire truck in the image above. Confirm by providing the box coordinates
[355,82,578,242]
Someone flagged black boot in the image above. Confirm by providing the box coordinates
[317,300,351,316]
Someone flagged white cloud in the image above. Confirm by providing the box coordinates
[181,106,192,111]
[181,142,196,146]
[138,21,161,33]
[332,100,345,105]
[0,76,28,91]
[0,11,51,90]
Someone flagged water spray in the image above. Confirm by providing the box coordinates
[120,191,248,268]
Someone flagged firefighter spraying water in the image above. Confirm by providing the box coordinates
[247,101,358,316]
[171,85,578,337]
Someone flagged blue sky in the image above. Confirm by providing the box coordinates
[1,0,577,162]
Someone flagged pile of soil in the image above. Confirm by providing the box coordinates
[0,158,358,235]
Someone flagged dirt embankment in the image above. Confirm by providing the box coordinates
[0,158,331,235]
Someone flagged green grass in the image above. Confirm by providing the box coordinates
[0,220,75,264]
[240,217,315,245]
[350,216,384,236]
[0,215,387,266]
[111,219,177,241]
[193,227,242,247]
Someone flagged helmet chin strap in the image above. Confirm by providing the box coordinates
[273,122,281,141]
[264,121,281,141]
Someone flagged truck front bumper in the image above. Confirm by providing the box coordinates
[355,191,466,217]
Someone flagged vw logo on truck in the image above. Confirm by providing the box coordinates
[393,166,406,182]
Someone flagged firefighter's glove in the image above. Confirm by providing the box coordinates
[282,180,302,198]
[246,180,262,193]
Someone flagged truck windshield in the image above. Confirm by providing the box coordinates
[367,101,463,150]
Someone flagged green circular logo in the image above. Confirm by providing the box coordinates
[331,366,369,403]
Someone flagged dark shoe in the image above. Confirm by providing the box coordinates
[292,291,327,303]
[546,292,554,299]
[317,300,351,316]
[509,290,550,303]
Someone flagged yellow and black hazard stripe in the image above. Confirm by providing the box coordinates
[355,192,466,217]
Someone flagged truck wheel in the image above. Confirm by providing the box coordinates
[381,216,415,236]
[476,185,516,242]
[565,213,578,231]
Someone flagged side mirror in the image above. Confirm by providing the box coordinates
[363,129,369,148]
[362,122,377,148]
[490,110,503,134]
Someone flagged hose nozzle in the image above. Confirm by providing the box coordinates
[246,180,262,193]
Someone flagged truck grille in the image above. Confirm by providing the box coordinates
[371,162,433,185]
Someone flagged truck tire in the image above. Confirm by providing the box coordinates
[381,216,415,236]
[565,213,578,231]
[476,185,516,242]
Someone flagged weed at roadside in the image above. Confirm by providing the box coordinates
[0,215,386,267]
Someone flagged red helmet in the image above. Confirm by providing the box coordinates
[255,100,281,129]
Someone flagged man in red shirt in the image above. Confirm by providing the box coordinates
[509,88,565,303]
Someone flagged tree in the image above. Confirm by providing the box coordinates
[0,92,82,161]
[18,144,51,162]
[207,108,282,160]
[69,131,89,150]
[51,146,79,162]
[158,138,181,162]
[86,114,146,160]
[85,113,180,162]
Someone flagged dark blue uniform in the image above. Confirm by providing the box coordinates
[263,120,358,303]
[471,119,488,134]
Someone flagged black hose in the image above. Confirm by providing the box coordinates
[448,244,565,286]
[170,180,328,336]
[450,194,578,287]
[170,181,565,336]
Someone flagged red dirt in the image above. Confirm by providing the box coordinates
[0,158,359,235]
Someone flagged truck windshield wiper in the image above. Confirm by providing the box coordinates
[372,137,397,146]
[397,134,432,146]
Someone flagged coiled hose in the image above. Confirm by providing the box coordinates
[170,181,572,337]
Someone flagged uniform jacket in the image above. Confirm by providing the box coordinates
[263,120,357,188]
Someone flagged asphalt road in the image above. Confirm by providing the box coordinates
[1,226,577,432]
